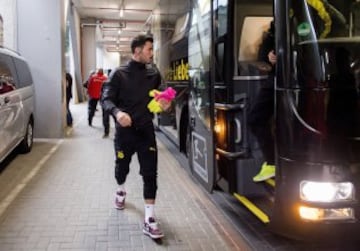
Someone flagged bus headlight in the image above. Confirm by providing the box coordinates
[299,206,354,221]
[300,181,354,202]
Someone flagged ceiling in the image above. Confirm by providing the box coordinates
[71,0,190,54]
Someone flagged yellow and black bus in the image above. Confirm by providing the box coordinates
[155,0,360,240]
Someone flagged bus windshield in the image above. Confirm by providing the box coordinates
[286,0,360,138]
[290,1,360,41]
[289,1,360,88]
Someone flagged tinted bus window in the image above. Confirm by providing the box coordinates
[189,0,212,128]
[13,58,33,88]
[0,54,17,94]
[214,0,228,82]
[288,1,360,89]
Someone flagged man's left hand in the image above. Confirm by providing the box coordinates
[158,99,171,112]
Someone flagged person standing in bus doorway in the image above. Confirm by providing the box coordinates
[249,21,276,182]
[101,34,171,239]
[65,72,73,127]
[87,68,109,137]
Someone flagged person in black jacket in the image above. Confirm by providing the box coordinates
[101,34,170,239]
[248,21,276,182]
[65,72,73,126]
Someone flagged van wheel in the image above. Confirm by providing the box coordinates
[19,120,34,153]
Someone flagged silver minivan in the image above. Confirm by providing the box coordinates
[0,47,34,162]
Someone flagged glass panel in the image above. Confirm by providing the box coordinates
[172,13,189,44]
[289,1,360,88]
[215,0,228,38]
[214,0,228,82]
[238,16,274,62]
[215,43,224,82]
[0,55,17,94]
[13,58,32,88]
[288,0,360,136]
[189,0,212,128]
[238,16,273,76]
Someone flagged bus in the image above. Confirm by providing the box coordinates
[154,0,360,241]
[153,8,191,152]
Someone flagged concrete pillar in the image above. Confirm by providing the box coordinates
[81,23,96,81]
[17,0,66,138]
[68,2,85,102]
[0,0,17,49]
[0,15,3,46]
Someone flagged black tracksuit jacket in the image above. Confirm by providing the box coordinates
[101,60,161,129]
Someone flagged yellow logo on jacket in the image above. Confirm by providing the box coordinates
[117,151,124,159]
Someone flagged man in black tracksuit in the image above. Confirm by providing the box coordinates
[248,21,276,182]
[101,35,170,239]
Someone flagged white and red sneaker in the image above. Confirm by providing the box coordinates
[143,217,164,239]
[114,191,126,210]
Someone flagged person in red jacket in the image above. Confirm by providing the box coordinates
[87,68,108,133]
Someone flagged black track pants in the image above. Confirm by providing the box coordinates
[114,124,158,199]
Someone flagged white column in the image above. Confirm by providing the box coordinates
[81,24,97,81]
[17,0,66,138]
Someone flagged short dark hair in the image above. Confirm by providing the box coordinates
[130,34,153,54]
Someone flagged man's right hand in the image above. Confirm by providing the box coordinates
[268,50,277,65]
[116,111,132,127]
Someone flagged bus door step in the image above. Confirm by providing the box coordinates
[234,193,274,224]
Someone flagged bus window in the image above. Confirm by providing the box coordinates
[214,0,228,82]
[238,16,273,62]
[172,13,189,44]
[288,1,360,89]
[237,16,273,76]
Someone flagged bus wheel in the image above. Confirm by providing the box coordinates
[185,125,194,174]
[185,125,191,157]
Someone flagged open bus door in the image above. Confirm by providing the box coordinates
[187,0,216,192]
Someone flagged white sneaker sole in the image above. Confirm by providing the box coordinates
[143,229,164,239]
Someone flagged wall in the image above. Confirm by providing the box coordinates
[68,3,85,103]
[95,26,120,74]
[17,0,66,138]
[101,50,120,73]
[83,23,120,77]
[81,24,96,80]
[0,0,16,49]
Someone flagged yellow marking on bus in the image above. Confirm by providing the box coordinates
[234,193,270,224]
[265,178,275,187]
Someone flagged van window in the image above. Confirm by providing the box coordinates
[13,58,33,88]
[0,54,17,94]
